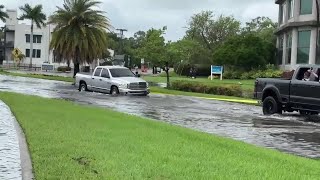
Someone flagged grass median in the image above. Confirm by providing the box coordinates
[1,92,320,179]
[150,87,258,105]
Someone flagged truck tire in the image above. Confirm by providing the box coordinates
[263,96,279,115]
[111,86,119,96]
[79,82,87,92]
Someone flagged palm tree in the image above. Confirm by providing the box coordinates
[49,0,111,77]
[18,4,46,68]
[0,5,9,22]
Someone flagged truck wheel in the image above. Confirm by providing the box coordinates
[79,82,87,92]
[263,96,279,115]
[111,86,119,96]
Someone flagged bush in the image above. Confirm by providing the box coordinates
[57,66,71,72]
[174,63,211,77]
[171,80,242,97]
[222,66,283,80]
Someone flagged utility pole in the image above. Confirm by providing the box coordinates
[116,28,127,54]
[116,28,127,66]
[316,0,319,64]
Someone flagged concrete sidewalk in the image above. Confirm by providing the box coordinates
[0,101,33,180]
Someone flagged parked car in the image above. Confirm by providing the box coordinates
[254,65,320,115]
[75,66,150,96]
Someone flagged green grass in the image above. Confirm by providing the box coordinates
[142,75,255,91]
[0,70,74,82]
[150,87,258,105]
[1,92,320,179]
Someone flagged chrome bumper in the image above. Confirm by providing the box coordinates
[119,88,150,95]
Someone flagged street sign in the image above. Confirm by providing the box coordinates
[41,64,54,71]
[12,48,22,59]
[141,58,145,64]
[211,65,223,81]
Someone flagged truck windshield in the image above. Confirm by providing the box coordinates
[110,68,135,77]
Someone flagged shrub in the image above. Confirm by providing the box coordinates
[57,66,71,72]
[171,80,242,97]
[174,63,211,77]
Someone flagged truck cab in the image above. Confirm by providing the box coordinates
[254,65,320,115]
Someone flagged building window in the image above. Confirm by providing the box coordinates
[297,30,311,64]
[25,49,30,57]
[36,50,41,58]
[25,49,41,58]
[25,35,42,43]
[286,32,292,64]
[26,34,30,43]
[278,35,284,65]
[288,0,294,19]
[33,35,42,43]
[300,0,313,15]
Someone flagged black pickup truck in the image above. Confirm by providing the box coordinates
[254,65,320,115]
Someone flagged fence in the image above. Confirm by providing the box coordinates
[1,62,42,71]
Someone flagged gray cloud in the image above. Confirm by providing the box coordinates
[1,0,278,40]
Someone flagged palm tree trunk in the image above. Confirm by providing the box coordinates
[73,47,80,78]
[29,20,33,69]
[73,63,80,78]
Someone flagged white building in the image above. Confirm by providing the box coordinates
[3,9,59,67]
[276,0,320,70]
[2,9,114,70]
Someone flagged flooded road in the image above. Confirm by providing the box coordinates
[1,74,320,158]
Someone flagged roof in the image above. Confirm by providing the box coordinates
[96,66,128,69]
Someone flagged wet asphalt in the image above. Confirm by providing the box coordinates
[1,74,320,159]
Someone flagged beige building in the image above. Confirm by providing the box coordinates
[276,0,320,70]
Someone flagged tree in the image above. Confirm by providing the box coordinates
[49,0,111,77]
[213,34,269,71]
[18,4,46,68]
[166,38,212,65]
[135,28,166,67]
[242,17,277,40]
[0,5,9,22]
[186,11,241,51]
[242,17,277,64]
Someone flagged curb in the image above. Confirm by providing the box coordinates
[13,111,34,180]
[151,92,258,105]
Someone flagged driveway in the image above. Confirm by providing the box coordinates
[1,74,320,158]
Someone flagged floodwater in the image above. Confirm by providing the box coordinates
[1,74,320,158]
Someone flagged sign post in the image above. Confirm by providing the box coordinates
[211,65,223,81]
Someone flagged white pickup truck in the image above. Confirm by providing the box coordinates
[75,66,150,96]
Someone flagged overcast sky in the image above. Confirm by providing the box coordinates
[1,0,278,40]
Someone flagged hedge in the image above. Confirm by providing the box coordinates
[57,66,72,72]
[171,80,242,97]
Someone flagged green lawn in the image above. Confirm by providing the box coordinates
[1,92,320,179]
[143,75,255,91]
